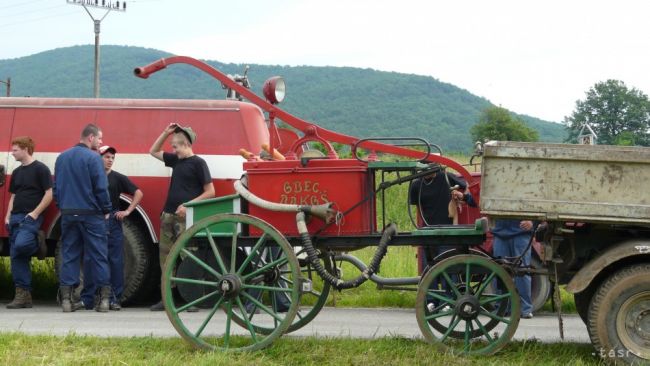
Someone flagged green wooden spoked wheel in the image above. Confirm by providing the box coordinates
[283,248,333,333]
[231,247,333,335]
[162,213,301,351]
[416,254,520,355]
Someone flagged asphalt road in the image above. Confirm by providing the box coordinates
[0,304,589,344]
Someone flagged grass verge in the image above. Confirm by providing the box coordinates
[0,332,604,366]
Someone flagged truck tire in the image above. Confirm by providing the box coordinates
[54,219,152,306]
[573,288,594,325]
[120,219,151,305]
[530,256,551,313]
[587,263,650,364]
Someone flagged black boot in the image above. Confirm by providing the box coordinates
[96,286,111,313]
[60,286,73,313]
[6,287,32,309]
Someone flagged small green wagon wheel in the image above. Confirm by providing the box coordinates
[163,213,301,352]
[416,254,520,355]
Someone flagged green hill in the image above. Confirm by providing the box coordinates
[0,45,566,153]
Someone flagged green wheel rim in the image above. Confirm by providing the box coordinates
[285,249,332,333]
[416,254,520,356]
[162,213,301,352]
[231,247,333,335]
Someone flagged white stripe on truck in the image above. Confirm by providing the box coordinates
[0,152,245,179]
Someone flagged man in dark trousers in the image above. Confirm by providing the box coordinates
[80,145,143,311]
[148,122,214,311]
[408,169,474,310]
[54,123,112,313]
[3,136,52,309]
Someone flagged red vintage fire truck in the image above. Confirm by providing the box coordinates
[0,96,270,303]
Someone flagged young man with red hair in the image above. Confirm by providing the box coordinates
[4,136,52,309]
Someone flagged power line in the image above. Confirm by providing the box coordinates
[2,4,67,19]
[0,0,49,11]
[0,10,78,29]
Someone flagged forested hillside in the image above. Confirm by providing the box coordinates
[0,45,566,152]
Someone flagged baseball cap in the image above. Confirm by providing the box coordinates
[99,146,117,155]
[174,125,197,144]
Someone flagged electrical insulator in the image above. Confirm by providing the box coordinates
[116,1,120,8]
[123,2,126,10]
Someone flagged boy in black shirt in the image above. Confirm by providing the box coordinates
[4,136,52,309]
[148,123,214,311]
[80,145,143,310]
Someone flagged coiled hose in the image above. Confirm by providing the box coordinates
[297,211,397,290]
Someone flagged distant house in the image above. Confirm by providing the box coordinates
[577,123,597,145]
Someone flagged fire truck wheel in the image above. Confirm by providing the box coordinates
[416,254,520,356]
[587,263,650,364]
[530,256,551,313]
[120,219,151,305]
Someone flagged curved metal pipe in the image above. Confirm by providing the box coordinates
[133,55,480,203]
[334,253,420,286]
[234,180,335,223]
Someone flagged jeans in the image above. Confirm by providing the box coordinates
[81,213,123,305]
[493,234,533,315]
[59,214,109,290]
[8,213,43,290]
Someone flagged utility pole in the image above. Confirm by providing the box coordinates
[67,0,126,98]
[0,78,9,97]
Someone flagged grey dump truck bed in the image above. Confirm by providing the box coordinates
[479,141,650,225]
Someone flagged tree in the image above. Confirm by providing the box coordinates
[564,80,650,146]
[470,106,539,142]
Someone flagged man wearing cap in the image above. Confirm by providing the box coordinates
[80,145,144,311]
[53,123,112,312]
[149,123,215,311]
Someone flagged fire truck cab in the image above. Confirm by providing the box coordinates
[0,97,270,303]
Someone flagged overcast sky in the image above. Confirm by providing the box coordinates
[1,0,649,122]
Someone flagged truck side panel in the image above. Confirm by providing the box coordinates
[480,141,650,225]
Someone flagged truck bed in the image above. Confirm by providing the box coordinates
[480,141,650,225]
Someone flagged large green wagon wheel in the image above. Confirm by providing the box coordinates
[416,254,520,355]
[163,213,301,351]
[231,247,333,335]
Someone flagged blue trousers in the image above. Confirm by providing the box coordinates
[493,234,533,315]
[81,213,123,305]
[59,214,109,291]
[8,213,43,291]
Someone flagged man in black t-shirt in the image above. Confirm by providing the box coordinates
[408,170,474,311]
[148,123,215,311]
[3,136,52,309]
[80,145,143,311]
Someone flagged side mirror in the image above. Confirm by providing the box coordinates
[0,165,5,187]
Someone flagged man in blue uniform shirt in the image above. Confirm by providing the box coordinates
[54,123,112,313]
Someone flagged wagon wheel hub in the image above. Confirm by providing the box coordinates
[456,294,481,320]
[218,274,242,298]
[263,266,281,284]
